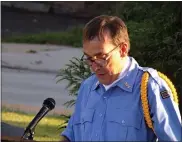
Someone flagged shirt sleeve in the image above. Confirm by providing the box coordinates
[147,76,182,141]
[61,113,75,141]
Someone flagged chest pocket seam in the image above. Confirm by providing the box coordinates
[82,108,95,123]
[73,108,95,125]
[107,109,142,130]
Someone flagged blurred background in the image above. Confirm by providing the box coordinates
[1,1,182,141]
[1,1,113,38]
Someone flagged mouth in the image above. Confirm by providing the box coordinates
[97,73,106,78]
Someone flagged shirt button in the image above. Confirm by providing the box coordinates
[96,133,98,137]
[103,96,107,99]
[99,113,103,117]
[122,120,125,124]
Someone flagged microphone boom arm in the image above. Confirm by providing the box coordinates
[21,98,55,140]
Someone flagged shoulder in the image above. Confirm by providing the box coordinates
[139,66,175,102]
[81,73,97,89]
[75,73,97,110]
[77,73,97,99]
[139,66,169,89]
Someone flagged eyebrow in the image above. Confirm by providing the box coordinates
[83,51,103,57]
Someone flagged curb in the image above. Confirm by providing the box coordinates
[2,65,59,74]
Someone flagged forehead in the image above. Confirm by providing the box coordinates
[83,35,114,56]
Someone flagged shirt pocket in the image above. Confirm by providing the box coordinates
[105,108,142,141]
[73,108,95,140]
[82,108,95,134]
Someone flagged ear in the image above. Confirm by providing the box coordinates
[119,43,128,57]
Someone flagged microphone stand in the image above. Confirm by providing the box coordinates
[21,128,35,140]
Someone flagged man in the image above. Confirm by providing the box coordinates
[60,15,181,141]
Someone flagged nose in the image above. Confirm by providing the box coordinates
[91,62,100,72]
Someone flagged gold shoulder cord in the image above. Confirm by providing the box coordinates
[140,71,179,132]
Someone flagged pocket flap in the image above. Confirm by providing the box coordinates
[82,108,95,123]
[73,108,95,124]
[73,115,82,125]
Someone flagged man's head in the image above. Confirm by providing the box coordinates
[82,15,130,85]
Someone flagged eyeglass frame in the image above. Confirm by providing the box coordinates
[81,44,120,67]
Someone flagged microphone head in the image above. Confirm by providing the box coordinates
[43,98,56,110]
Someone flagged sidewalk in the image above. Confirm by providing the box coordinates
[1,43,83,73]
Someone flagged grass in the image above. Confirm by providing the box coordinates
[2,26,83,48]
[2,106,67,141]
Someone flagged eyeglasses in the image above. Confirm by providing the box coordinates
[81,45,120,67]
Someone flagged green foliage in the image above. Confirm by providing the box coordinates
[128,2,182,95]
[2,26,83,47]
[58,114,71,132]
[56,57,91,107]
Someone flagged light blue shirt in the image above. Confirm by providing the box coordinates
[61,57,181,141]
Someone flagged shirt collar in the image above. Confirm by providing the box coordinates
[92,80,100,91]
[91,57,139,92]
[115,57,139,92]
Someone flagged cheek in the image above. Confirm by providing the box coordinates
[107,58,120,72]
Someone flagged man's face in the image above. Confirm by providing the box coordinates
[83,32,127,85]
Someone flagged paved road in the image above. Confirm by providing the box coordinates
[1,43,83,137]
[2,68,75,113]
[1,43,82,114]
[2,43,83,73]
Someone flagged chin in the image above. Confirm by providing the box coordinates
[98,78,110,85]
[96,74,112,85]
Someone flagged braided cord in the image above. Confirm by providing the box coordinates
[141,72,154,131]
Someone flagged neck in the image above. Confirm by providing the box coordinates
[108,56,128,84]
[119,56,128,72]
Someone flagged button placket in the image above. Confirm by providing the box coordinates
[91,95,107,141]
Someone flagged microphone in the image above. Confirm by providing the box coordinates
[21,98,56,140]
